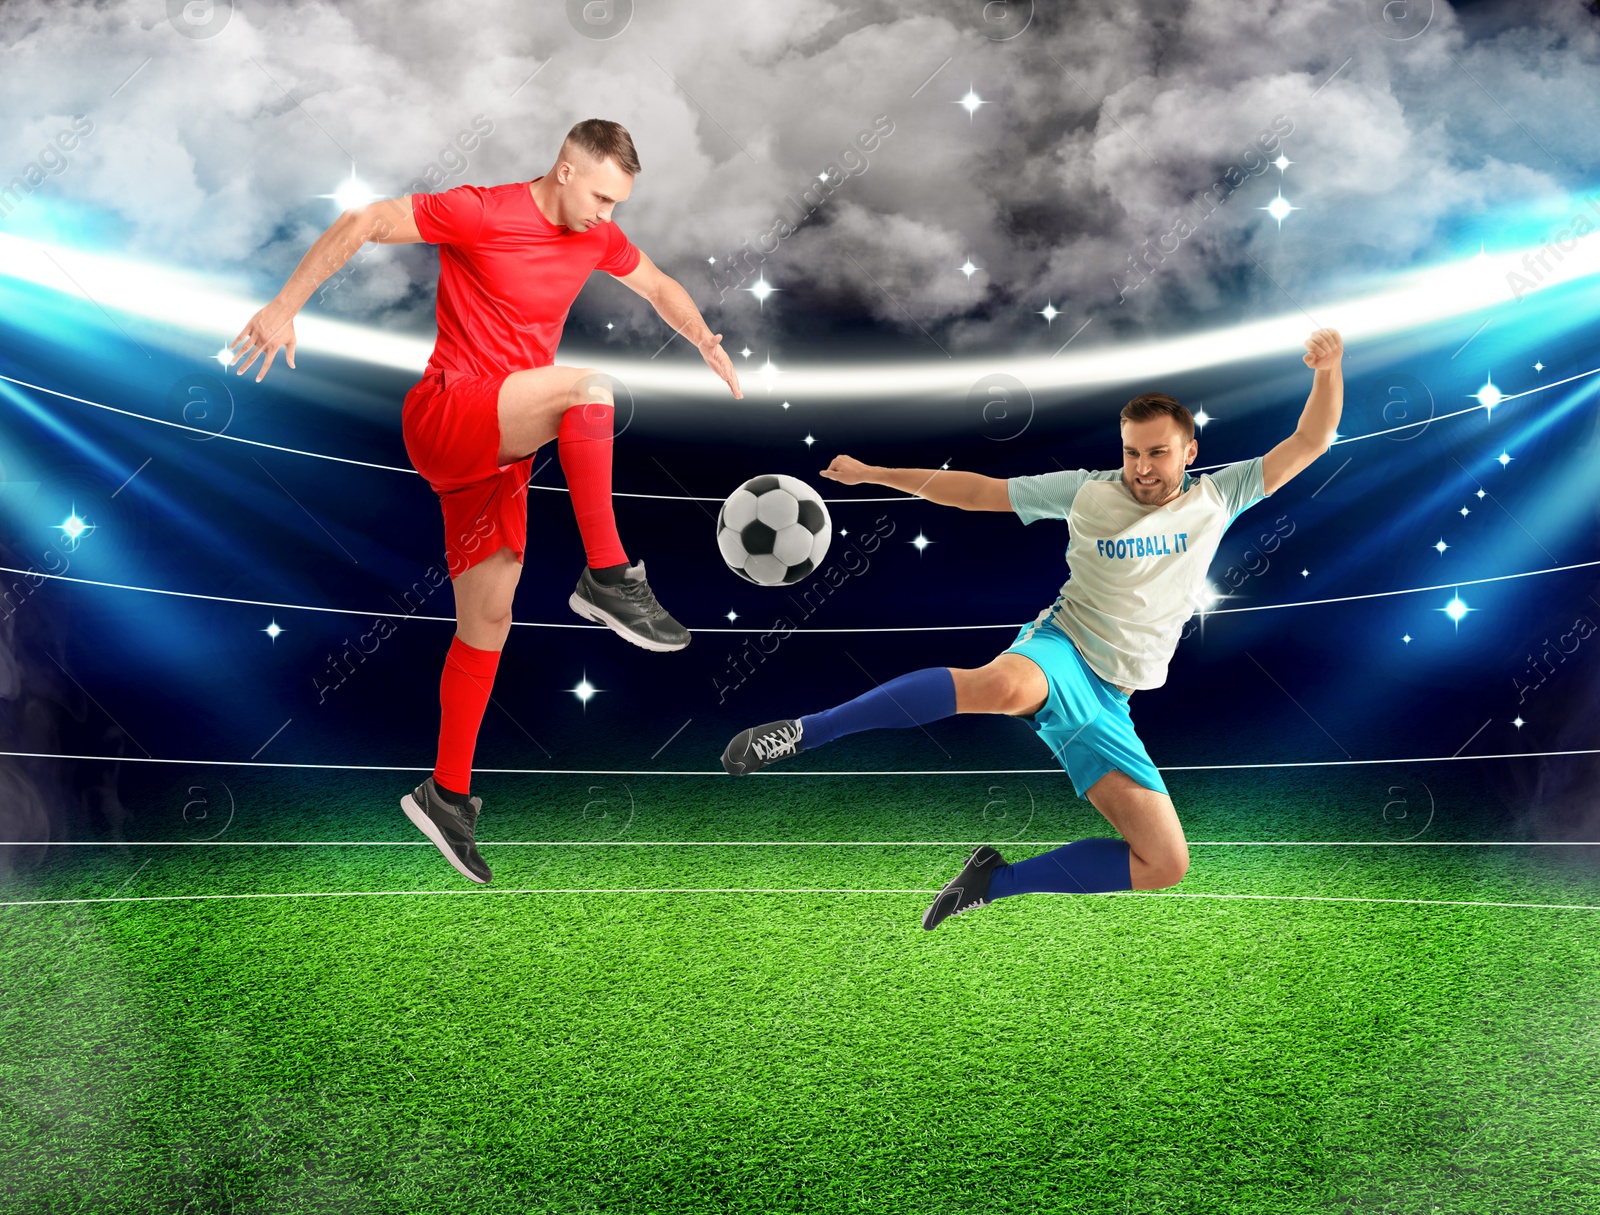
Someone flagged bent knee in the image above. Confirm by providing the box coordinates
[994,667,1046,715]
[458,606,512,650]
[1145,848,1190,890]
[956,663,1040,715]
[566,367,613,407]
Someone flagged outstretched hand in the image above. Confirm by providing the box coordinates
[231,300,299,383]
[698,332,744,399]
[1303,327,1343,371]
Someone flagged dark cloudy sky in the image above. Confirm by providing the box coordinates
[1,0,1595,358]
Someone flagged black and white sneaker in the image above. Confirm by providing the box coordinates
[721,719,804,776]
[569,561,690,652]
[922,845,1007,931]
[401,777,492,885]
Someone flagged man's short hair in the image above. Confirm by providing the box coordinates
[562,118,641,176]
[1120,392,1195,443]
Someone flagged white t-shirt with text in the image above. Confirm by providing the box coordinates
[1007,459,1269,691]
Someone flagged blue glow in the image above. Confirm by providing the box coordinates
[57,504,95,549]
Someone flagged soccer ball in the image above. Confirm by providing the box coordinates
[716,474,832,585]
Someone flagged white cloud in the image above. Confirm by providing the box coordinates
[0,0,1595,355]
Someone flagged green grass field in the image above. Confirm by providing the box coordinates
[2,764,1597,1214]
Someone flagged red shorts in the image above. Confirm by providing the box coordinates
[402,368,537,578]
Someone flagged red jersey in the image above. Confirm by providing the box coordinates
[410,176,642,378]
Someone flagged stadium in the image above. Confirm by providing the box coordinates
[2,2,1597,1212]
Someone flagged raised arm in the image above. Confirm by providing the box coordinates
[230,196,423,382]
[819,455,1013,511]
[1261,327,1344,495]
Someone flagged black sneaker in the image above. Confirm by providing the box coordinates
[401,777,492,885]
[721,718,804,776]
[569,560,690,652]
[922,845,1007,930]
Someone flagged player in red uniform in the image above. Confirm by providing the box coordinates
[231,120,742,884]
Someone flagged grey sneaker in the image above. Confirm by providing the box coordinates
[721,719,804,776]
[569,560,690,652]
[922,845,1007,930]
[401,777,492,885]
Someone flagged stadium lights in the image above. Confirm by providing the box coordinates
[3,225,1600,399]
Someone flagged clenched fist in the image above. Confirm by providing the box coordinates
[819,454,876,486]
[1302,328,1343,371]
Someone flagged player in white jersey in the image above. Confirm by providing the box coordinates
[720,328,1344,929]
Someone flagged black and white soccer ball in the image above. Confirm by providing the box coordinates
[716,474,832,585]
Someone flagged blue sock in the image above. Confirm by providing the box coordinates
[798,667,957,749]
[987,837,1133,898]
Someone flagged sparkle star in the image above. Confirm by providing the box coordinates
[56,507,94,549]
[569,673,600,707]
[1301,569,1308,577]
[1474,376,1503,415]
[317,167,379,212]
[1402,634,1412,644]
[606,322,614,330]
[1440,593,1471,630]
[739,346,752,359]
[911,532,932,553]
[263,620,284,642]
[726,610,738,622]
[1533,361,1544,372]
[1459,505,1470,517]
[1262,192,1298,227]
[707,257,716,264]
[746,276,779,306]
[781,401,791,410]
[1434,538,1449,555]
[957,85,985,118]
[960,258,977,279]
[1194,409,1212,429]
[802,434,816,448]
[1512,716,1525,729]
[213,346,235,368]
[1497,451,1512,467]
[1475,488,1486,499]
[1038,301,1059,324]
[1273,154,1293,173]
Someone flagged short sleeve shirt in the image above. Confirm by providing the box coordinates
[1007,458,1269,690]
[410,176,642,379]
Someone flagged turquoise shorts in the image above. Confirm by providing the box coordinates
[1004,617,1169,801]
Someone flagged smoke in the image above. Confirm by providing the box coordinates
[0,535,129,876]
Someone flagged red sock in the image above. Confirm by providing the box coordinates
[557,401,629,569]
[433,635,502,796]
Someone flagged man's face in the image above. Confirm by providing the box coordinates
[556,152,633,231]
[1120,417,1197,505]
